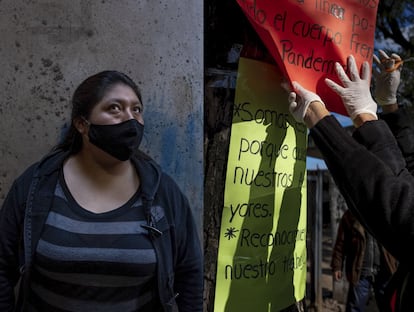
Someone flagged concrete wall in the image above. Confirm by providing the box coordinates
[0,0,203,231]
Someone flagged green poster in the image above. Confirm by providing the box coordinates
[214,57,308,312]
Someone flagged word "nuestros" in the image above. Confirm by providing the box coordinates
[225,258,276,280]
[224,252,306,280]
[233,166,293,188]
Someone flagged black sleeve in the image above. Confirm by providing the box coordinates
[310,116,414,261]
[0,181,25,311]
[162,174,203,312]
[380,108,414,175]
[0,163,37,311]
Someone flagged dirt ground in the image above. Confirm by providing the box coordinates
[306,226,379,312]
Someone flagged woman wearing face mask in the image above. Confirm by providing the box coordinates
[0,71,203,312]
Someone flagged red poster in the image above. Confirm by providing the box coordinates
[236,0,378,116]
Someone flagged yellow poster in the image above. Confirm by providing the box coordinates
[214,57,308,312]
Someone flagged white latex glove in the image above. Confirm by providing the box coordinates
[373,50,401,106]
[287,81,325,123]
[325,55,378,121]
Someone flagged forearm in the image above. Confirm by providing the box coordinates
[311,117,414,260]
[303,101,330,128]
[352,113,377,128]
[303,100,378,129]
[381,103,399,113]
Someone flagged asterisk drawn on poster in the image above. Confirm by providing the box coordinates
[233,102,245,118]
[224,227,239,240]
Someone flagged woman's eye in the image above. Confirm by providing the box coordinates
[133,106,142,114]
[109,104,121,111]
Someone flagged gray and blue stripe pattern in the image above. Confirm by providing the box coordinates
[28,178,162,312]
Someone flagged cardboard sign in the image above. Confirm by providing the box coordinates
[236,0,378,116]
[214,57,307,311]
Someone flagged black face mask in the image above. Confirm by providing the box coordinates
[87,119,144,161]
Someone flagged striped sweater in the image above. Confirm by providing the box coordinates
[28,176,161,312]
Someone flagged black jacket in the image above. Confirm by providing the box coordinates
[0,149,203,312]
[310,108,414,312]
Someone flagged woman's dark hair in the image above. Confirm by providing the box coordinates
[55,70,142,153]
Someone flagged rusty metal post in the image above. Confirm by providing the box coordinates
[314,170,324,310]
[307,171,323,311]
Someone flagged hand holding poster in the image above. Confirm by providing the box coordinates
[236,0,379,116]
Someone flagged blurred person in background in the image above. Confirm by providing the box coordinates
[331,209,397,311]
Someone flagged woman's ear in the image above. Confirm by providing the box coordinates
[73,117,89,135]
